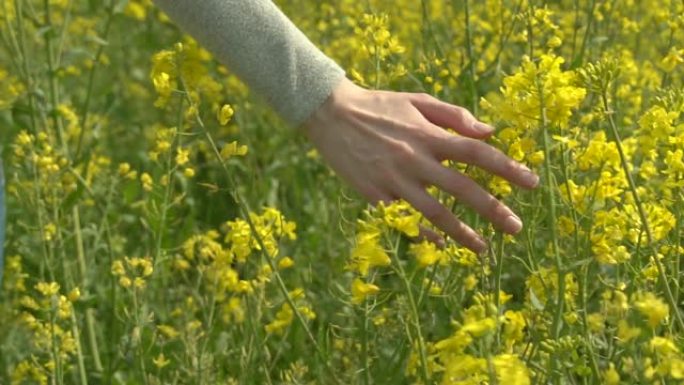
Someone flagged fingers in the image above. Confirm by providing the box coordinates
[359,183,394,207]
[408,92,539,189]
[409,93,494,139]
[400,182,488,254]
[432,135,540,189]
[418,160,523,235]
[361,182,447,248]
[417,225,446,248]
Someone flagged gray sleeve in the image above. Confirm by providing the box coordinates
[152,0,346,128]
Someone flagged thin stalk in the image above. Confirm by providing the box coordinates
[71,312,89,385]
[75,0,116,160]
[463,0,478,114]
[361,300,371,385]
[72,207,104,373]
[600,92,684,330]
[12,0,38,134]
[558,143,600,380]
[43,0,68,154]
[178,81,342,385]
[571,0,597,68]
[132,291,150,385]
[420,0,445,59]
[537,79,565,340]
[391,251,430,384]
[494,232,504,348]
[50,313,64,385]
[674,182,682,316]
[154,97,184,264]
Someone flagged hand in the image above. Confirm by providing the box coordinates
[302,78,539,253]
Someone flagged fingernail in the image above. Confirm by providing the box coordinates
[518,164,539,187]
[474,237,488,254]
[524,171,540,188]
[503,215,523,234]
[473,122,495,134]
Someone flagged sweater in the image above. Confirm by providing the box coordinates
[152,0,347,127]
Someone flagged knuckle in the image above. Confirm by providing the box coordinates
[458,106,476,122]
[443,170,467,194]
[460,139,486,163]
[422,203,449,224]
[413,124,442,147]
[383,174,401,189]
[485,196,508,219]
[374,164,399,188]
[452,105,469,120]
[390,141,417,163]
[504,158,521,176]
[414,92,433,103]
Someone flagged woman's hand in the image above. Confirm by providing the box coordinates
[302,78,539,253]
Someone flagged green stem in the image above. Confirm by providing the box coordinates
[72,207,103,373]
[494,232,504,348]
[177,79,342,385]
[361,300,371,385]
[392,254,430,384]
[463,0,478,114]
[11,0,38,134]
[600,92,684,330]
[537,79,565,340]
[43,0,68,155]
[571,0,597,68]
[558,144,601,381]
[71,312,89,385]
[75,0,115,160]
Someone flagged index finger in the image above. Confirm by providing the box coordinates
[399,181,488,254]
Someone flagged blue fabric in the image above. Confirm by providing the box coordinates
[0,159,5,286]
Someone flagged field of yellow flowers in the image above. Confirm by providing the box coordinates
[2,0,684,384]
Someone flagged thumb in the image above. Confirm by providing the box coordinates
[409,93,494,139]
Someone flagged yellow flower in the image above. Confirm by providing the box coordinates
[218,104,234,125]
[111,260,125,276]
[223,297,245,323]
[547,35,562,48]
[119,277,132,288]
[220,141,248,160]
[482,54,586,128]
[153,353,171,369]
[603,363,620,385]
[351,278,380,304]
[633,292,669,328]
[278,256,295,269]
[157,324,180,339]
[349,231,391,276]
[35,282,60,297]
[42,223,57,242]
[175,147,190,166]
[503,310,526,344]
[379,200,421,237]
[649,336,679,356]
[493,354,530,385]
[409,241,446,268]
[67,288,80,302]
[265,304,294,335]
[464,274,478,291]
[183,167,195,178]
[660,47,684,72]
[616,320,641,344]
[140,172,153,192]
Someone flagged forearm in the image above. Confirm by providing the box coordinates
[152,0,346,127]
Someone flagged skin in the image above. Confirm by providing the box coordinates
[302,78,540,254]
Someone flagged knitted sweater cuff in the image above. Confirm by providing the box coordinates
[153,0,347,127]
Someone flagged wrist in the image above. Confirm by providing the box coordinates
[302,77,365,137]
